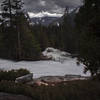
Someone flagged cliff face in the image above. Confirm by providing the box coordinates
[0,93,33,100]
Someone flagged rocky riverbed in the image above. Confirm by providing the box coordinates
[26,74,90,86]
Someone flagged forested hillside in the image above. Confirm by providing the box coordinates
[31,8,79,53]
[0,0,100,77]
[0,0,100,100]
[0,0,79,60]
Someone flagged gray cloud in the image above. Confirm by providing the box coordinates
[0,0,82,14]
[23,0,82,13]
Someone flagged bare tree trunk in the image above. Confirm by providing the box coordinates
[8,0,12,26]
[16,15,21,60]
[15,1,22,60]
[17,29,21,60]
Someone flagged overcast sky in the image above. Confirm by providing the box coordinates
[24,0,82,13]
[0,0,82,17]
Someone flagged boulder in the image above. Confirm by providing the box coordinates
[15,73,33,83]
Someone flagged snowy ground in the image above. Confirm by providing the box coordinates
[0,58,90,78]
[0,48,90,78]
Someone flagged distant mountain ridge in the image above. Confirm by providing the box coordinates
[51,8,79,26]
[30,16,60,26]
[30,8,79,26]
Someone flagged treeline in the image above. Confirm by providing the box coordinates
[0,0,79,61]
[75,0,100,76]
[0,0,100,77]
[0,0,41,61]
[31,9,79,53]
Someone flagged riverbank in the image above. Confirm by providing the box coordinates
[27,74,89,86]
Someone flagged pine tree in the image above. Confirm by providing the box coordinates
[75,0,100,76]
[0,0,41,60]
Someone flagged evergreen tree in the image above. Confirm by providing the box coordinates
[0,0,41,60]
[75,0,100,76]
[59,8,78,53]
[33,24,49,51]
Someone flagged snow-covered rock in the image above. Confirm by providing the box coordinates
[15,73,33,83]
[42,47,71,62]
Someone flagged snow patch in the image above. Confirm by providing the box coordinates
[0,58,90,78]
[28,11,63,18]
[0,48,90,78]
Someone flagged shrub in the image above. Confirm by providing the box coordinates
[0,80,100,100]
[0,69,30,81]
